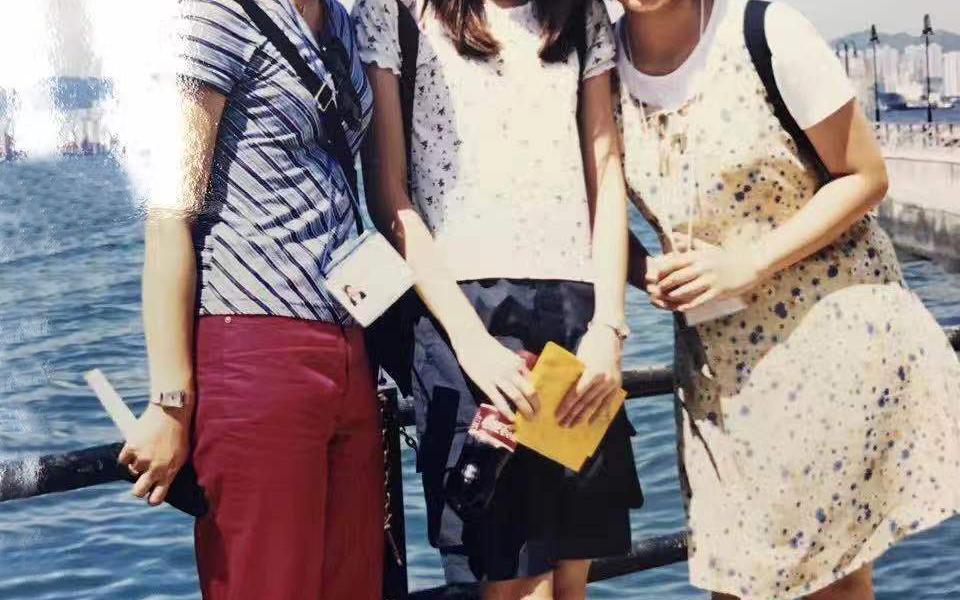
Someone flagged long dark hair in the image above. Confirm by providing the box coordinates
[426,0,585,62]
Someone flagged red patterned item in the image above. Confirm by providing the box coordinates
[467,404,517,452]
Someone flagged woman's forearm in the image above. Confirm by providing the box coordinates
[139,83,225,416]
[393,206,488,346]
[751,169,887,279]
[581,72,627,325]
[368,173,488,346]
[751,103,889,279]
[590,166,628,325]
[142,217,198,417]
[363,67,487,347]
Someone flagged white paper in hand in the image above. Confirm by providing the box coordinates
[683,296,748,325]
[84,369,137,440]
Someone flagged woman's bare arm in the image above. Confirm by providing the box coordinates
[582,71,629,333]
[557,70,629,427]
[361,66,536,420]
[119,83,226,505]
[749,100,888,277]
[657,101,889,308]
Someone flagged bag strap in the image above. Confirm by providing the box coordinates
[235,0,365,235]
[397,1,420,159]
[574,0,590,78]
[743,0,832,185]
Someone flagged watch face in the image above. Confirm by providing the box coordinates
[155,391,186,408]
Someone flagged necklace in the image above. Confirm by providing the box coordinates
[637,0,706,249]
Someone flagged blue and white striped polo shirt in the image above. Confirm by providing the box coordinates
[178,0,372,324]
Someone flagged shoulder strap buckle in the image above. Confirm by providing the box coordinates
[314,77,338,113]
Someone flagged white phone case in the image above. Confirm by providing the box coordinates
[323,231,415,327]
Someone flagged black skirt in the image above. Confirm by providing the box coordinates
[409,279,644,582]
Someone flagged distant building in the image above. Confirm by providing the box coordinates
[877,45,901,93]
[848,52,868,81]
[945,52,960,98]
[2,134,12,162]
[903,45,926,88]
[929,43,944,79]
[888,43,949,101]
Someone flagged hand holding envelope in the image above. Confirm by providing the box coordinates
[514,343,627,472]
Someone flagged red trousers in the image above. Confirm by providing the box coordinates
[192,316,384,600]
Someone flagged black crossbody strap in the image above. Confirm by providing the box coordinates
[397,1,420,158]
[236,0,365,235]
[744,0,832,186]
[575,0,590,77]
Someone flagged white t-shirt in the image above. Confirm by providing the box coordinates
[353,0,616,283]
[615,0,854,129]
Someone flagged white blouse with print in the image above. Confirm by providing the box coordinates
[353,0,616,283]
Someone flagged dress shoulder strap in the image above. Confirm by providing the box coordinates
[743,0,832,185]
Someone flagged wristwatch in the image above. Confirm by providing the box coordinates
[590,318,631,344]
[150,389,190,409]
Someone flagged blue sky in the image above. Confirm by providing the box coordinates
[781,0,960,40]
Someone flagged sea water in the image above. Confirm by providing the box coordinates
[0,156,958,599]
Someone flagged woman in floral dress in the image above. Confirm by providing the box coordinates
[616,0,960,598]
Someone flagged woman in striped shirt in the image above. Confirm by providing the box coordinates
[116,1,381,598]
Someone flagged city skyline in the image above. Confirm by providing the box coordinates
[839,40,960,107]
[4,0,959,161]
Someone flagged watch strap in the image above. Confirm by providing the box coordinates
[590,318,631,342]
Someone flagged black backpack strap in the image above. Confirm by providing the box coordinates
[235,0,365,235]
[574,0,590,78]
[744,0,831,185]
[397,1,420,154]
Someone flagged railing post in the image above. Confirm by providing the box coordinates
[383,388,410,600]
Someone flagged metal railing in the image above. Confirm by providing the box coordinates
[385,325,960,599]
[384,361,678,598]
[0,326,957,599]
[877,122,960,158]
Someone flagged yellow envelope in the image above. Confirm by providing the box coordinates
[515,342,627,472]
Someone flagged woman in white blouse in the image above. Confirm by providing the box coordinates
[355,0,644,598]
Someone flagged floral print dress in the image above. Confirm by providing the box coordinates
[617,1,960,598]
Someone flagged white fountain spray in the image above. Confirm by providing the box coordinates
[0,2,63,158]
[86,0,187,211]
